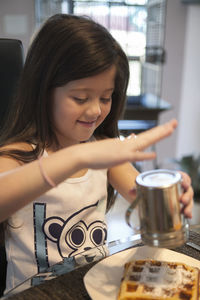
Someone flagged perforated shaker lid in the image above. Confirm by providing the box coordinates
[136,169,181,188]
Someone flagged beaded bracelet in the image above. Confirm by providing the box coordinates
[38,157,57,188]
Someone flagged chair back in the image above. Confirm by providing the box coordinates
[0,39,24,296]
[0,38,24,129]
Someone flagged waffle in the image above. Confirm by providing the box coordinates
[117,259,199,299]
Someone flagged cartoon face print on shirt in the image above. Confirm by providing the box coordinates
[43,201,107,259]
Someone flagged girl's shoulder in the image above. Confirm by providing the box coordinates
[0,142,33,171]
[0,142,33,152]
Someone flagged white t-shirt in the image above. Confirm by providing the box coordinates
[5,158,108,295]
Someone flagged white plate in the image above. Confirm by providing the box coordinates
[84,245,200,300]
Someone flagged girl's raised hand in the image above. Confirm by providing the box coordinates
[79,119,178,170]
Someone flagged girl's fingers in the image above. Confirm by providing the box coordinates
[182,199,193,219]
[179,171,191,190]
[179,171,193,218]
[132,119,178,151]
[129,151,156,161]
[180,186,194,205]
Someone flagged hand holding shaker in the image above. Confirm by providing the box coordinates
[125,169,189,248]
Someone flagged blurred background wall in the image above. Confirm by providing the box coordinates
[158,0,200,165]
[0,0,35,54]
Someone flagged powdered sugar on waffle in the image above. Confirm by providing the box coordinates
[126,260,196,298]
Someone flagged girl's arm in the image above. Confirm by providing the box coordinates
[0,119,177,222]
[108,162,139,203]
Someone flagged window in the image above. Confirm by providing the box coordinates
[142,0,167,97]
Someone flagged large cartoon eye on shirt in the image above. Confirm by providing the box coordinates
[89,222,107,246]
[90,225,107,246]
[66,224,86,248]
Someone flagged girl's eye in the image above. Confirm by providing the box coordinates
[100,97,112,104]
[73,97,88,104]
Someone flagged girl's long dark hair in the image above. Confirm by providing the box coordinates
[0,14,129,242]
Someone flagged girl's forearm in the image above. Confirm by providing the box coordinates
[0,145,84,222]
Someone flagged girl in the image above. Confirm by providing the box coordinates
[0,14,193,294]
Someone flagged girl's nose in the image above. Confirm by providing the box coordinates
[86,100,101,118]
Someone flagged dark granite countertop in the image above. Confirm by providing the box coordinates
[5,230,200,300]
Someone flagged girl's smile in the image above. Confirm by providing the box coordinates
[77,120,97,128]
[52,65,116,148]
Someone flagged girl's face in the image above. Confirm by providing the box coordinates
[51,65,116,148]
